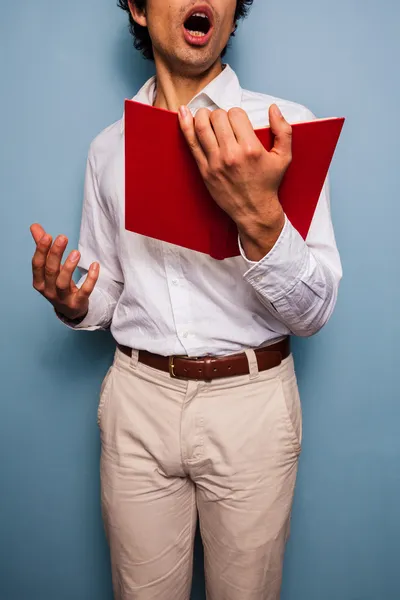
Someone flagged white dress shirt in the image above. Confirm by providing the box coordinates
[65,64,342,357]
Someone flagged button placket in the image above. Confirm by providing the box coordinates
[163,244,195,351]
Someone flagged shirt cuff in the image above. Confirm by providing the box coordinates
[55,287,110,331]
[239,216,309,303]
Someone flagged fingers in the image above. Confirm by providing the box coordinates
[31,232,53,293]
[44,235,68,295]
[31,227,71,300]
[209,109,238,153]
[178,106,208,171]
[30,223,46,244]
[193,108,220,158]
[268,104,292,159]
[30,223,97,317]
[227,107,258,147]
[77,262,100,300]
[56,250,81,300]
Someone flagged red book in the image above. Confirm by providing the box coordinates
[125,99,345,260]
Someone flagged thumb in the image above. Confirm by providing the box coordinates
[269,104,292,158]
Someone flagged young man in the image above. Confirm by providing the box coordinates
[30,1,342,598]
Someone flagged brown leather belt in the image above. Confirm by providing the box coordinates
[117,337,290,382]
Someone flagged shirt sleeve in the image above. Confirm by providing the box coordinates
[239,171,342,337]
[58,145,124,331]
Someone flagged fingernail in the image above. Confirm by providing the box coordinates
[273,104,282,118]
[92,262,99,271]
[70,251,79,261]
[56,236,67,246]
[179,105,188,119]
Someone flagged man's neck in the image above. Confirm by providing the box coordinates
[152,57,223,112]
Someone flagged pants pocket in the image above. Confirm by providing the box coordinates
[97,366,114,427]
[278,370,302,454]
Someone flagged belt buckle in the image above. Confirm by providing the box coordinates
[169,355,187,378]
[169,355,202,379]
[169,355,177,378]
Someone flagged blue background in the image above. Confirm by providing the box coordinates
[1,0,398,598]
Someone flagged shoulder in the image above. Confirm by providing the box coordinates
[240,87,316,128]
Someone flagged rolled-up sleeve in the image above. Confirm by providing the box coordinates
[58,145,124,331]
[239,174,342,337]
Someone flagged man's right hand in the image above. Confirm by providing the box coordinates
[30,223,100,322]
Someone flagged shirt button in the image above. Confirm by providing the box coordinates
[172,279,178,286]
[182,331,189,338]
[255,276,262,283]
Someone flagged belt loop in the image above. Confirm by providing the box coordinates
[245,349,259,380]
[130,349,139,370]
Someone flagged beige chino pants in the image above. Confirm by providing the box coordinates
[98,346,302,600]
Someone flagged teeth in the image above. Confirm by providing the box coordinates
[188,30,206,36]
[193,12,208,18]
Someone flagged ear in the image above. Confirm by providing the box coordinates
[128,0,147,27]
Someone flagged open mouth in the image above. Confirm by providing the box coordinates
[184,10,212,38]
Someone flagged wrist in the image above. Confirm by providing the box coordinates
[55,306,89,325]
[67,311,89,325]
[234,194,283,232]
[238,208,285,262]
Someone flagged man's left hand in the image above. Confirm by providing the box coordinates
[178,103,292,260]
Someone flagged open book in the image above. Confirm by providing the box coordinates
[125,99,345,260]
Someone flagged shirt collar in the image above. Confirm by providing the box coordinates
[120,63,242,133]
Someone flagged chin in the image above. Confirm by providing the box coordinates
[171,46,221,71]
[182,53,216,69]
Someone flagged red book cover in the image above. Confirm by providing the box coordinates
[125,99,344,260]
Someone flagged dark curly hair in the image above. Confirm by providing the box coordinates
[117,0,254,60]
